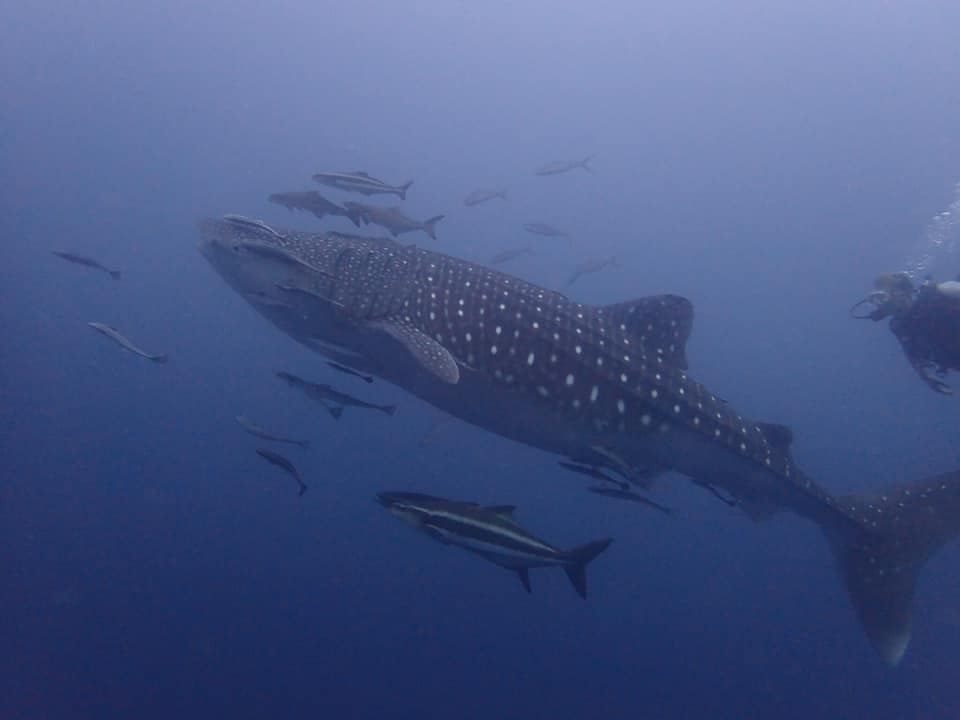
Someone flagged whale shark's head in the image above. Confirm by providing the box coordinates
[198,216,296,299]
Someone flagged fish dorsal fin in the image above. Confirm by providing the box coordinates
[756,422,793,451]
[370,319,460,384]
[600,294,693,369]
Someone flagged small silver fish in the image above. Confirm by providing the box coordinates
[567,255,616,286]
[87,322,167,363]
[52,251,121,280]
[522,223,568,238]
[236,415,310,449]
[464,189,507,207]
[256,448,307,497]
[535,156,593,176]
[488,246,533,265]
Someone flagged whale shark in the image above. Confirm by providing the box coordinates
[199,215,960,666]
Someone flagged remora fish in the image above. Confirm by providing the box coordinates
[376,491,612,597]
[557,461,630,491]
[236,415,310,448]
[464,189,507,207]
[87,322,167,363]
[255,448,307,496]
[276,371,395,416]
[343,201,444,240]
[523,222,568,238]
[199,216,960,665]
[52,251,121,280]
[489,246,533,265]
[327,361,374,383]
[535,156,594,176]
[268,191,360,226]
[567,256,616,286]
[312,170,413,200]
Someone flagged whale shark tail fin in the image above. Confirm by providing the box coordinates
[826,470,960,665]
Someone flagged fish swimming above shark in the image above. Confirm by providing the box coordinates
[567,255,616,286]
[523,222,568,238]
[312,171,414,200]
[535,156,594,176]
[198,215,960,666]
[489,246,533,266]
[376,491,613,597]
[464,189,507,207]
[87,322,167,363]
[343,201,444,240]
[268,191,360,226]
[52,251,121,280]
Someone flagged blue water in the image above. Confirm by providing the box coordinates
[3,2,960,718]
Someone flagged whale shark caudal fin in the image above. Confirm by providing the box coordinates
[825,470,960,666]
[563,538,613,599]
[600,295,693,369]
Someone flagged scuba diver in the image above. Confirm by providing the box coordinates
[852,272,960,394]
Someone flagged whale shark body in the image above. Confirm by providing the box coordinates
[199,215,960,666]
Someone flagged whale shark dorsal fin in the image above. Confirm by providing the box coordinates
[601,294,693,370]
[756,422,794,451]
[371,319,460,384]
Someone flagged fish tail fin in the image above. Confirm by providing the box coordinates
[380,404,398,416]
[580,155,594,172]
[298,440,311,449]
[423,215,444,240]
[563,538,613,599]
[824,470,960,665]
[399,180,414,199]
[329,405,344,420]
[151,354,169,364]
[499,189,508,200]
[298,482,308,497]
[110,270,122,280]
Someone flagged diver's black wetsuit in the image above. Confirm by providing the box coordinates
[888,284,960,394]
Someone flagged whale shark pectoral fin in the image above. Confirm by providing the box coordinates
[370,319,460,384]
[602,294,693,370]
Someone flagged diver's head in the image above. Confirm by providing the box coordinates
[851,273,916,321]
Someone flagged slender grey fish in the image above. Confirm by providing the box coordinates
[312,171,413,199]
[87,322,167,363]
[557,461,630,491]
[255,448,307,497]
[268,191,360,226]
[567,256,617,286]
[489,246,533,265]
[587,486,672,515]
[377,491,612,597]
[343,201,444,240]
[464,189,507,207]
[52,251,121,280]
[236,415,310,449]
[327,361,374,383]
[523,223,568,237]
[277,371,396,416]
[535,156,594,176]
